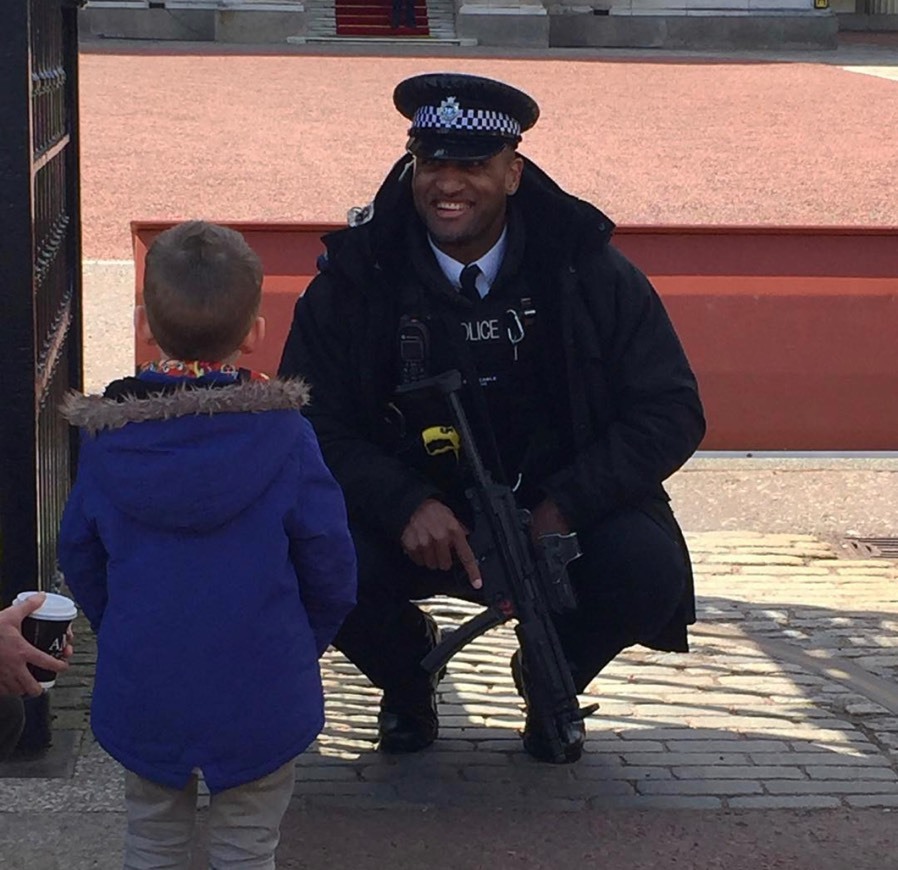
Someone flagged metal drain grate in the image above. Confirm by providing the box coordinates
[842,537,898,559]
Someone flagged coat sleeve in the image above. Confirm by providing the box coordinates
[541,246,706,528]
[279,272,443,540]
[284,416,358,657]
[58,462,109,633]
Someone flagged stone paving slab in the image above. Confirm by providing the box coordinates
[2,532,897,817]
[7,804,898,870]
[843,66,898,82]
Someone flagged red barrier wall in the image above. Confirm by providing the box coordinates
[132,222,898,451]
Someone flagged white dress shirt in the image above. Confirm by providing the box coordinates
[428,227,508,300]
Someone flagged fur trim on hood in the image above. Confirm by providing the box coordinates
[61,378,310,436]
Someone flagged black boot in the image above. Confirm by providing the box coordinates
[377,613,442,753]
[511,649,586,764]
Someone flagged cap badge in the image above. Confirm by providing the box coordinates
[437,97,462,125]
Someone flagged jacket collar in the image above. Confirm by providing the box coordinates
[322,153,615,293]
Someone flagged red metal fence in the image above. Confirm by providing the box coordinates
[132,222,898,451]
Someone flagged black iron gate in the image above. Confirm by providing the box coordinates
[0,0,84,605]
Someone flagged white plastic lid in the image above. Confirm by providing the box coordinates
[13,591,77,621]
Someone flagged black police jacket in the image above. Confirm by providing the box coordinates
[279,154,706,651]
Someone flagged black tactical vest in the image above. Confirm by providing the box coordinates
[389,220,566,511]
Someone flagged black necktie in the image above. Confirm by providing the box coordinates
[459,264,482,303]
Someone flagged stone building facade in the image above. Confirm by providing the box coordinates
[82,0,896,48]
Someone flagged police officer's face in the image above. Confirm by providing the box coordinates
[412,147,524,264]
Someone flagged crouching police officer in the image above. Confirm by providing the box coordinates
[279,73,705,762]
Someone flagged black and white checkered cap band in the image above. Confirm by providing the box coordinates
[412,104,521,138]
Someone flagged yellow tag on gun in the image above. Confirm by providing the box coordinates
[422,426,461,460]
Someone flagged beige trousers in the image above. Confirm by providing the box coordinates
[123,758,296,870]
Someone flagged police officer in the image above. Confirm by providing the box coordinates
[279,73,705,762]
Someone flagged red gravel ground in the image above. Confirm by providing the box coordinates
[78,44,898,259]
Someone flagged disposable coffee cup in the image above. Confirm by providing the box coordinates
[14,591,77,689]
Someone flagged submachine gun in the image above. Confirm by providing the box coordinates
[396,368,596,763]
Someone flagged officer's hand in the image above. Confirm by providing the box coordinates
[530,499,571,542]
[0,594,69,697]
[401,499,482,590]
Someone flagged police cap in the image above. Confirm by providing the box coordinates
[393,73,540,163]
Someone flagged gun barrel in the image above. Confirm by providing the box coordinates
[445,387,490,486]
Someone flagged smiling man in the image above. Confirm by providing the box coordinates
[280,73,705,762]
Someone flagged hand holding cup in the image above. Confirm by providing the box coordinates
[3,592,76,693]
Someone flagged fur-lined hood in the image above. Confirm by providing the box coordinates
[62,378,309,436]
[64,378,316,534]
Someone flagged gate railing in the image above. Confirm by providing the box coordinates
[0,0,84,604]
[865,0,898,12]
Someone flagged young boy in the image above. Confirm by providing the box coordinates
[58,220,357,869]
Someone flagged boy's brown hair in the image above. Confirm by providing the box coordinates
[143,221,263,361]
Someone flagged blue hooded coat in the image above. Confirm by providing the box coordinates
[58,377,357,792]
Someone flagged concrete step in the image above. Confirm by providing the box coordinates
[291,34,475,43]
[303,0,336,34]
[84,0,461,41]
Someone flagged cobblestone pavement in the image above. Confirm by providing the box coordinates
[3,532,897,817]
[305,533,898,812]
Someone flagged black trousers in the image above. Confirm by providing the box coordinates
[0,695,25,761]
[391,0,416,27]
[334,505,689,698]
